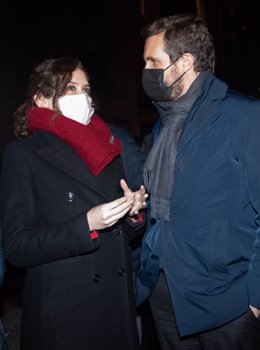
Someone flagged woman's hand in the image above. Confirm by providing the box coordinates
[87,196,133,231]
[120,179,148,216]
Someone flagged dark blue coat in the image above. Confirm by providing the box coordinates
[136,73,260,336]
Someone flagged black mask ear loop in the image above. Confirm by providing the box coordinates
[163,56,183,89]
[163,56,181,72]
[166,55,193,88]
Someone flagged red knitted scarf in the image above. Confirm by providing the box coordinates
[28,107,122,176]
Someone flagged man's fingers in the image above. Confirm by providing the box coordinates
[139,185,146,194]
[120,179,130,194]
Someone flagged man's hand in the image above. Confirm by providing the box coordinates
[120,179,148,216]
[249,305,260,319]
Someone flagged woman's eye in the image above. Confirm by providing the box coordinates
[66,85,76,92]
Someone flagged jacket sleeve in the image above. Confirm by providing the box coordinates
[241,99,260,309]
[109,123,147,226]
[0,143,99,268]
[109,124,146,191]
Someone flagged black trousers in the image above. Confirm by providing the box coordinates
[149,271,260,350]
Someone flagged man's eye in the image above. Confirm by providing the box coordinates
[83,87,90,94]
[152,60,159,66]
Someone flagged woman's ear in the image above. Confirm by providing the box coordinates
[33,94,51,108]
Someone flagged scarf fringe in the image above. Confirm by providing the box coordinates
[150,195,171,222]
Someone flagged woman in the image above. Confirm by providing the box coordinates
[0,58,147,350]
[0,227,8,350]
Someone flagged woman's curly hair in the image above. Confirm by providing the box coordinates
[14,58,89,139]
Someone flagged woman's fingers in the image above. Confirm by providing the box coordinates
[87,180,149,231]
[87,196,133,231]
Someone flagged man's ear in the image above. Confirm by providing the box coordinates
[33,94,48,107]
[182,53,195,69]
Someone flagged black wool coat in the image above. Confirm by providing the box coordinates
[0,125,146,350]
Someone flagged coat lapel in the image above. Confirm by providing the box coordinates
[36,131,111,201]
[177,76,228,155]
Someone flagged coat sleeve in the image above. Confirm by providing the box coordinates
[108,125,147,274]
[241,99,260,309]
[0,226,6,287]
[0,143,99,268]
[109,124,146,191]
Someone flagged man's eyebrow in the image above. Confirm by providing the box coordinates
[144,55,158,61]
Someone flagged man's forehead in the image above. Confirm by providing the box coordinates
[144,33,167,59]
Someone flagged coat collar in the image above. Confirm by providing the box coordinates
[36,131,111,201]
[177,74,227,154]
[154,73,228,155]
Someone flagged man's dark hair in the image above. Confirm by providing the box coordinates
[142,13,216,72]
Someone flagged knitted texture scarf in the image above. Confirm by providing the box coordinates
[28,107,122,176]
[143,71,211,221]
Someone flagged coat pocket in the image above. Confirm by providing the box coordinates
[208,219,229,277]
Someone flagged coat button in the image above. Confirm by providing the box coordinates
[73,247,83,255]
[112,228,122,236]
[92,274,101,283]
[117,268,126,276]
[67,192,76,202]
[151,254,158,261]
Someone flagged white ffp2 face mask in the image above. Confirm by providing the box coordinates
[58,94,94,125]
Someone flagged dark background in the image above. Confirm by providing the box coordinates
[1,0,260,156]
[0,2,259,347]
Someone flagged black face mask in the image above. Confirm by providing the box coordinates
[142,57,183,102]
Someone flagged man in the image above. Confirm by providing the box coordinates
[136,13,260,350]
